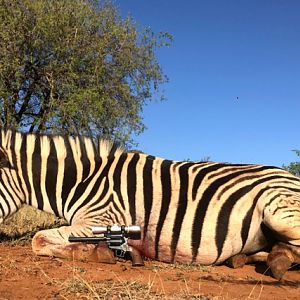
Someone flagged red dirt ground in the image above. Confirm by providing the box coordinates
[0,244,300,299]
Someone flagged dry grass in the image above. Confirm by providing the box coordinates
[60,279,219,299]
[0,205,66,244]
[51,266,220,300]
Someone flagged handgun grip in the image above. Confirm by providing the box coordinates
[129,248,144,266]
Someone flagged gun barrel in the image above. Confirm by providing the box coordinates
[68,235,124,245]
[68,236,106,244]
[92,225,141,235]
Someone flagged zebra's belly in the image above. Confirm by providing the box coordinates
[129,227,268,265]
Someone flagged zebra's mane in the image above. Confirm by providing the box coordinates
[0,128,124,160]
[97,138,124,158]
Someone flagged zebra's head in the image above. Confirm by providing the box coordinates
[0,146,24,223]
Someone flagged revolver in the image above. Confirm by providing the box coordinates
[68,224,144,266]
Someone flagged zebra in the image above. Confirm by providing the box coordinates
[0,128,300,279]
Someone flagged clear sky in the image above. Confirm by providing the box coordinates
[116,0,300,167]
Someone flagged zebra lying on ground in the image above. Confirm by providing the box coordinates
[0,128,299,279]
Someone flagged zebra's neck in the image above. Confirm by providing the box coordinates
[0,128,125,223]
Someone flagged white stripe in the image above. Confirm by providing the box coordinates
[40,136,52,214]
[83,137,96,182]
[14,132,28,200]
[146,157,163,240]
[63,136,83,217]
[26,134,37,208]
[53,136,67,217]
[135,154,145,225]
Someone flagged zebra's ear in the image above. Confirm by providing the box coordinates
[0,147,10,169]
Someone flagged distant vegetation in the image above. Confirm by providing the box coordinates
[283,150,300,177]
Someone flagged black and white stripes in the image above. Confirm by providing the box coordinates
[1,128,300,265]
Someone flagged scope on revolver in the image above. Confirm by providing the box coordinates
[92,225,141,237]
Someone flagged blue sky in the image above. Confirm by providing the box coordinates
[116,0,300,167]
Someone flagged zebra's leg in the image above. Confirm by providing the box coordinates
[226,252,269,268]
[32,226,116,263]
[266,242,300,280]
[262,195,300,279]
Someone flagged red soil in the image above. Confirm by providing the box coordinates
[0,244,299,299]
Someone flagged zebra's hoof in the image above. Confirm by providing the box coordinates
[267,253,292,280]
[226,254,247,268]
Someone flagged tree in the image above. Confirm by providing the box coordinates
[0,0,171,144]
[283,150,300,177]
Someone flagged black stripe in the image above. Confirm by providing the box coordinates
[62,136,77,211]
[3,172,18,209]
[77,193,127,225]
[206,164,254,180]
[3,171,20,209]
[155,159,173,260]
[113,153,128,210]
[281,214,296,220]
[171,162,194,262]
[86,194,128,225]
[111,198,127,225]
[192,164,228,201]
[79,137,90,181]
[2,131,24,204]
[91,138,98,156]
[0,186,10,216]
[215,182,261,262]
[10,131,25,199]
[67,159,103,213]
[191,165,277,261]
[143,155,154,239]
[70,172,110,222]
[20,135,31,204]
[284,173,300,182]
[32,136,43,210]
[127,153,140,224]
[272,205,289,215]
[81,193,113,216]
[281,208,300,214]
[104,207,115,224]
[216,172,276,201]
[0,203,5,217]
[46,137,59,216]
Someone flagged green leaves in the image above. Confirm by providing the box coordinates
[0,0,171,144]
[283,150,300,177]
